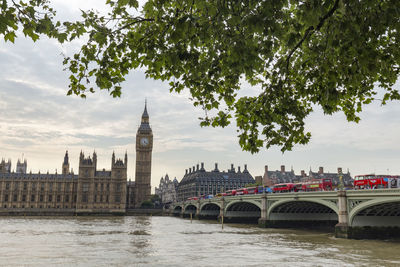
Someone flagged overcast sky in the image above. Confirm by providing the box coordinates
[1,1,400,191]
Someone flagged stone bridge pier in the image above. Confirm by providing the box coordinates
[258,193,268,227]
[335,190,350,238]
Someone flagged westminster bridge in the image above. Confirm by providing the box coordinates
[170,189,400,239]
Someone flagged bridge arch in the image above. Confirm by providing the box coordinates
[225,200,262,211]
[267,199,338,225]
[349,199,400,227]
[172,205,183,216]
[200,202,222,210]
[224,200,261,223]
[183,204,197,218]
[268,199,339,218]
[199,203,221,219]
[184,204,197,212]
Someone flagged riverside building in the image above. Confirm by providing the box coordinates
[177,163,254,201]
[155,174,179,208]
[262,165,353,187]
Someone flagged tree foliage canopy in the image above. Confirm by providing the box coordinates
[2,0,400,152]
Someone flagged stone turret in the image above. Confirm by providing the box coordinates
[16,158,27,174]
[0,158,11,173]
[62,150,70,175]
[93,151,97,170]
[79,151,95,178]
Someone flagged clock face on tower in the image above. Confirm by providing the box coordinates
[140,137,149,146]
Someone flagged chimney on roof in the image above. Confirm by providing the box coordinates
[185,169,188,175]
[189,168,192,174]
[214,163,219,172]
[243,164,248,173]
[265,165,268,173]
[319,167,324,174]
[301,170,305,177]
[337,167,343,174]
[196,164,199,171]
[281,165,285,173]
[238,166,241,173]
[200,162,205,171]
[193,166,195,172]
[230,164,235,173]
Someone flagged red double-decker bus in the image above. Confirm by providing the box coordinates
[302,178,333,192]
[236,188,249,195]
[225,190,237,196]
[247,187,258,194]
[354,174,400,189]
[273,183,295,193]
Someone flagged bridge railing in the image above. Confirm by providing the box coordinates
[346,188,400,196]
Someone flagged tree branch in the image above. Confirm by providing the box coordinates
[112,17,154,34]
[285,0,340,72]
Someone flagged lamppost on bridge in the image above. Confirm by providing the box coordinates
[338,169,344,190]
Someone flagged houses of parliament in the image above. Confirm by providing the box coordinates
[0,104,153,215]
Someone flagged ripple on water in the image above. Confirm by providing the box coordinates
[0,216,400,266]
[130,230,150,235]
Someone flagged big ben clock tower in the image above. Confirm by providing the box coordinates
[134,101,153,207]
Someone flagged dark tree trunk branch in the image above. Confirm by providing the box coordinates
[285,0,340,72]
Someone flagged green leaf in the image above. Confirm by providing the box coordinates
[4,31,16,42]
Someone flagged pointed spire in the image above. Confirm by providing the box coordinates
[138,99,152,132]
[64,150,69,164]
[142,99,149,118]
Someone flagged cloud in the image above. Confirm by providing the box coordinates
[304,99,400,151]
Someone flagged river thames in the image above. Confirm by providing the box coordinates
[0,216,399,266]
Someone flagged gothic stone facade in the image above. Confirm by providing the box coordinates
[0,151,126,214]
[155,174,179,206]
